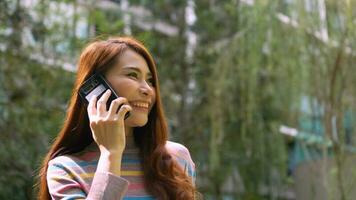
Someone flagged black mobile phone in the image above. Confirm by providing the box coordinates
[78,73,130,119]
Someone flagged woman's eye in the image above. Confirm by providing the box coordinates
[147,78,154,86]
[127,72,138,79]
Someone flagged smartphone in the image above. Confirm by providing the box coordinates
[78,73,130,119]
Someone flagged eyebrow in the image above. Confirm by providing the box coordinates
[122,66,152,77]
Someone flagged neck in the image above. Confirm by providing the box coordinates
[125,125,136,149]
[125,125,133,137]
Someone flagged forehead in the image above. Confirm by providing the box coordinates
[112,49,151,74]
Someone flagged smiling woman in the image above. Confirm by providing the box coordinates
[37,36,197,200]
[104,49,156,128]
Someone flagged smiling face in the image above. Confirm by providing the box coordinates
[104,49,156,127]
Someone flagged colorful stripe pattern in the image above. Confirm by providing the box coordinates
[47,141,196,199]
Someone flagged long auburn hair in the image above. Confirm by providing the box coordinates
[37,36,195,199]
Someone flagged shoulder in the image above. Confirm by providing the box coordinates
[165,141,193,163]
[165,141,196,181]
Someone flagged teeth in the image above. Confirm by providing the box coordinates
[132,102,149,108]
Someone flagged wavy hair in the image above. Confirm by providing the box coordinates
[37,36,195,199]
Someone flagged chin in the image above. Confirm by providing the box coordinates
[126,115,148,127]
[133,120,148,127]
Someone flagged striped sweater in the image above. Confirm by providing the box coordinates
[47,140,196,200]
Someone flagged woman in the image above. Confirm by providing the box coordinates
[37,36,197,199]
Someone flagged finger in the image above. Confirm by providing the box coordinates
[107,98,128,119]
[87,95,97,117]
[117,105,132,120]
[97,89,111,116]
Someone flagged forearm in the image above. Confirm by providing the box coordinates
[96,150,123,176]
[87,151,128,199]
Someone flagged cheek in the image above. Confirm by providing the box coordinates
[111,80,134,97]
[150,91,157,110]
[153,92,157,104]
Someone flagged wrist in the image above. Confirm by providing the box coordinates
[99,145,124,156]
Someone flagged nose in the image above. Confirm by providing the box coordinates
[139,80,154,97]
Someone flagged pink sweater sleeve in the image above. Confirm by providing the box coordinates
[87,172,129,200]
[47,157,129,200]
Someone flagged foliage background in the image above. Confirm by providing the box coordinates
[0,0,355,199]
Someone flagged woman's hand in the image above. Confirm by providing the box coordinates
[87,89,132,155]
